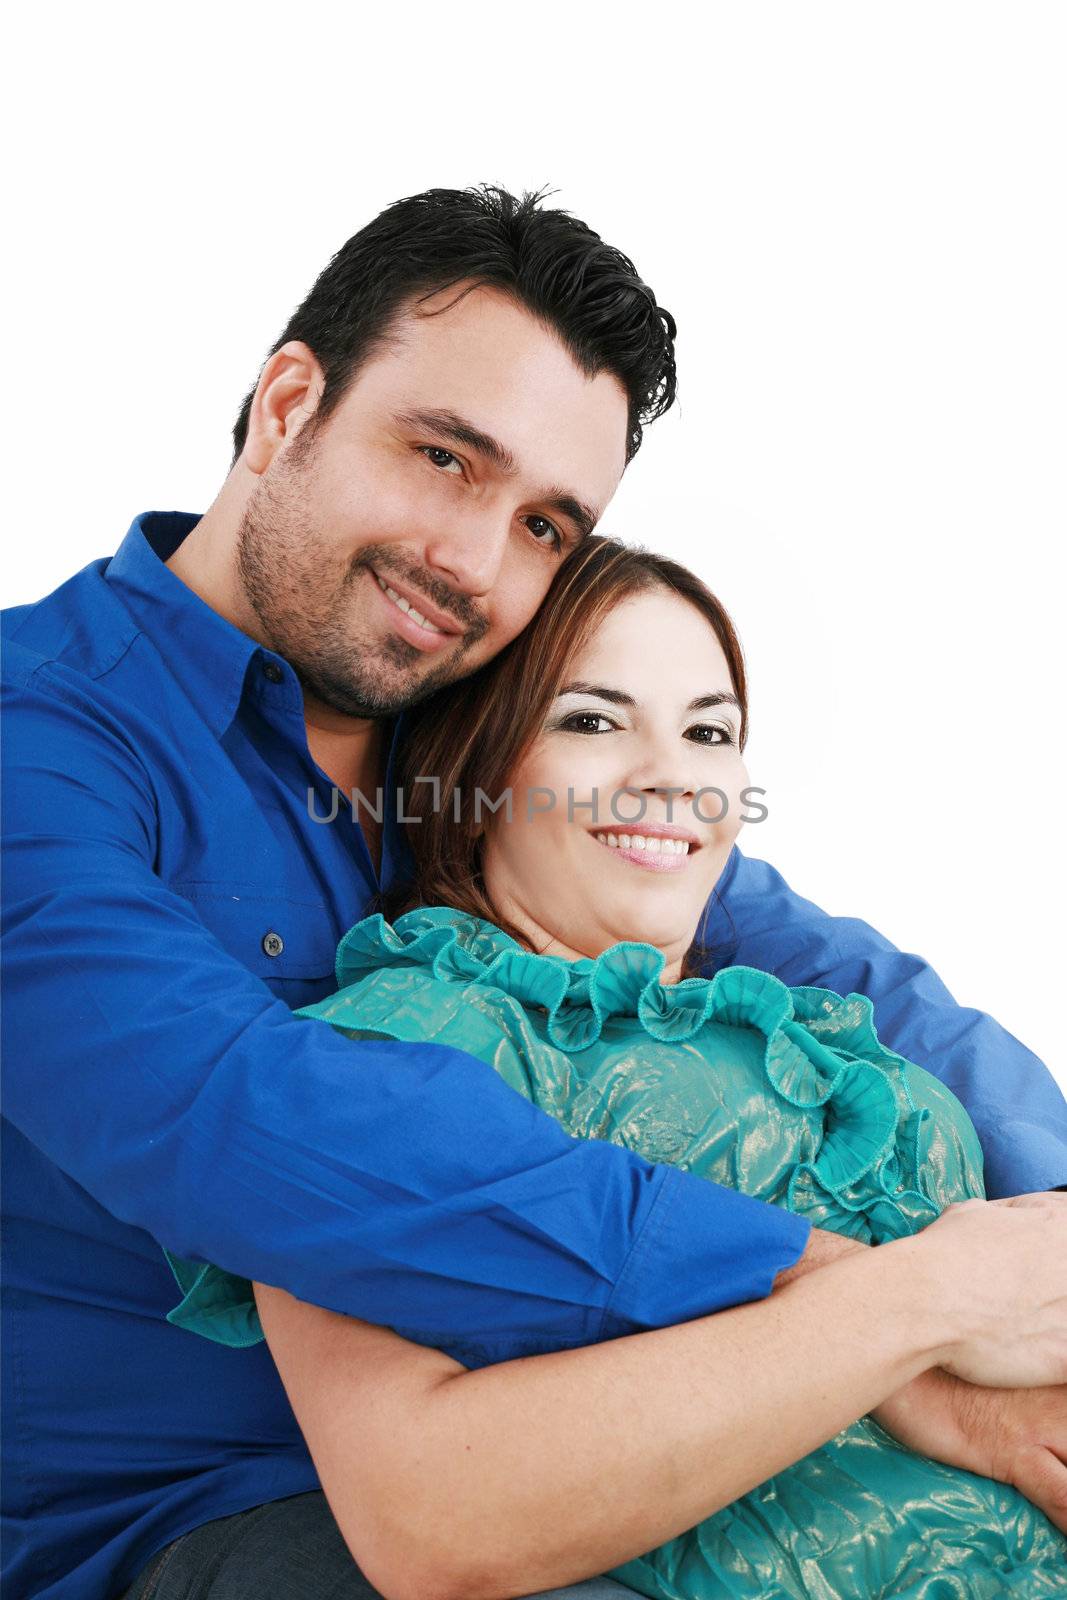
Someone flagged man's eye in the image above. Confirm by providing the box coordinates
[686,724,733,746]
[558,712,617,735]
[524,514,564,552]
[420,446,464,475]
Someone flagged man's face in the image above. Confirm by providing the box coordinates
[235,283,630,719]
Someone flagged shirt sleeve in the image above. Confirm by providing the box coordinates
[0,664,809,1365]
[710,849,1067,1198]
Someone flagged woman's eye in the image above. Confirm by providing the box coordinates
[420,446,464,475]
[686,724,734,746]
[558,712,617,735]
[523,514,564,552]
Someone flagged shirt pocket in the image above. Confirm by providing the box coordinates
[172,881,342,990]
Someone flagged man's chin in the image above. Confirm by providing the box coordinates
[295,653,468,721]
[371,634,481,712]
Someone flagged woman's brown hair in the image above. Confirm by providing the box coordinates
[381,536,748,974]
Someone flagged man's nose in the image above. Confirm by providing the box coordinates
[422,507,512,597]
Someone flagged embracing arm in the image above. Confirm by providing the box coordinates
[255,1239,945,1600]
[779,1213,1067,1529]
[0,661,808,1358]
[255,1197,1067,1600]
[710,849,1067,1196]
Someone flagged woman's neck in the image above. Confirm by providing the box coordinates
[491,896,689,986]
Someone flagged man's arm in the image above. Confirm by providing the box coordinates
[710,849,1067,1196]
[255,1197,1067,1600]
[0,665,809,1361]
[252,1240,964,1600]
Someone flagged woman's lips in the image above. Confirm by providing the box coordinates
[588,828,698,873]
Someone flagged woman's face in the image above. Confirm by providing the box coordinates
[481,587,750,980]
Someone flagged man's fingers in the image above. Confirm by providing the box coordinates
[1013,1446,1067,1535]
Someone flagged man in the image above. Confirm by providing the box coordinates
[3,185,1065,1600]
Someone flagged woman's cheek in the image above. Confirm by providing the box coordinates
[540,747,609,830]
[700,754,749,853]
[730,757,752,845]
[507,744,564,835]
[726,755,750,840]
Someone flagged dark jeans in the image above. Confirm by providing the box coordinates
[119,1490,635,1599]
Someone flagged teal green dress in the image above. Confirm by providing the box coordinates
[166,907,1067,1599]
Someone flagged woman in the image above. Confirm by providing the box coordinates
[165,538,1067,1599]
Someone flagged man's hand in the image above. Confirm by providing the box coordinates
[872,1370,1067,1533]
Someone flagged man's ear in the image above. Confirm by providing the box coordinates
[241,340,326,476]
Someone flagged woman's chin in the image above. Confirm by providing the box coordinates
[584,904,699,963]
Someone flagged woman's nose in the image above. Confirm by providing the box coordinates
[616,747,701,820]
[629,735,699,790]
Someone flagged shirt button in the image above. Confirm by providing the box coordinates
[261,659,284,684]
[262,930,285,958]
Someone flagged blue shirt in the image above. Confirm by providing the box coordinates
[2,511,1064,1600]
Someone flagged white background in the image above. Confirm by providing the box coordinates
[5,3,1065,1093]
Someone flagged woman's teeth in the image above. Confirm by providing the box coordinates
[375,573,446,634]
[594,833,691,856]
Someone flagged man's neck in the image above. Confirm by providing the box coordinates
[165,483,264,641]
[164,480,391,870]
[305,706,386,798]
[306,705,389,875]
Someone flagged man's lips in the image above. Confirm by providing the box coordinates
[369,568,466,636]
[367,566,467,646]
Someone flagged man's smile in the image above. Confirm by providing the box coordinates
[368,567,466,654]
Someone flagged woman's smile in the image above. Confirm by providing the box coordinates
[479,584,750,978]
[588,824,698,873]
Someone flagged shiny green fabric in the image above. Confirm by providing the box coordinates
[167,907,1067,1596]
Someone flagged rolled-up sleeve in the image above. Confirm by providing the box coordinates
[1,666,810,1362]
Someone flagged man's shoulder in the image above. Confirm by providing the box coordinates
[712,847,897,977]
[2,555,142,694]
[2,565,168,819]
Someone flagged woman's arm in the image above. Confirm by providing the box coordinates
[255,1196,1067,1600]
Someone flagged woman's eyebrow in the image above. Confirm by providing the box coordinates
[688,692,742,712]
[557,682,635,706]
[557,683,740,713]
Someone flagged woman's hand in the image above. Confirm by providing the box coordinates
[904,1192,1067,1388]
[874,1191,1067,1533]
[872,1372,1067,1534]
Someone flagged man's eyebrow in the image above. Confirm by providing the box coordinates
[557,684,741,713]
[541,491,599,541]
[395,407,600,540]
[395,407,516,472]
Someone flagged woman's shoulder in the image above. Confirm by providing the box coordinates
[326,906,860,1056]
[309,907,986,1231]
[333,906,536,982]
[332,909,986,1148]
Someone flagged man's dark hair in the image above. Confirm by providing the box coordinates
[230,184,677,469]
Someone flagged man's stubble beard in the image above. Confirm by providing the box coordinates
[234,450,487,720]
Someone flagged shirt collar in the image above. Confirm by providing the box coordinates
[105,510,268,738]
